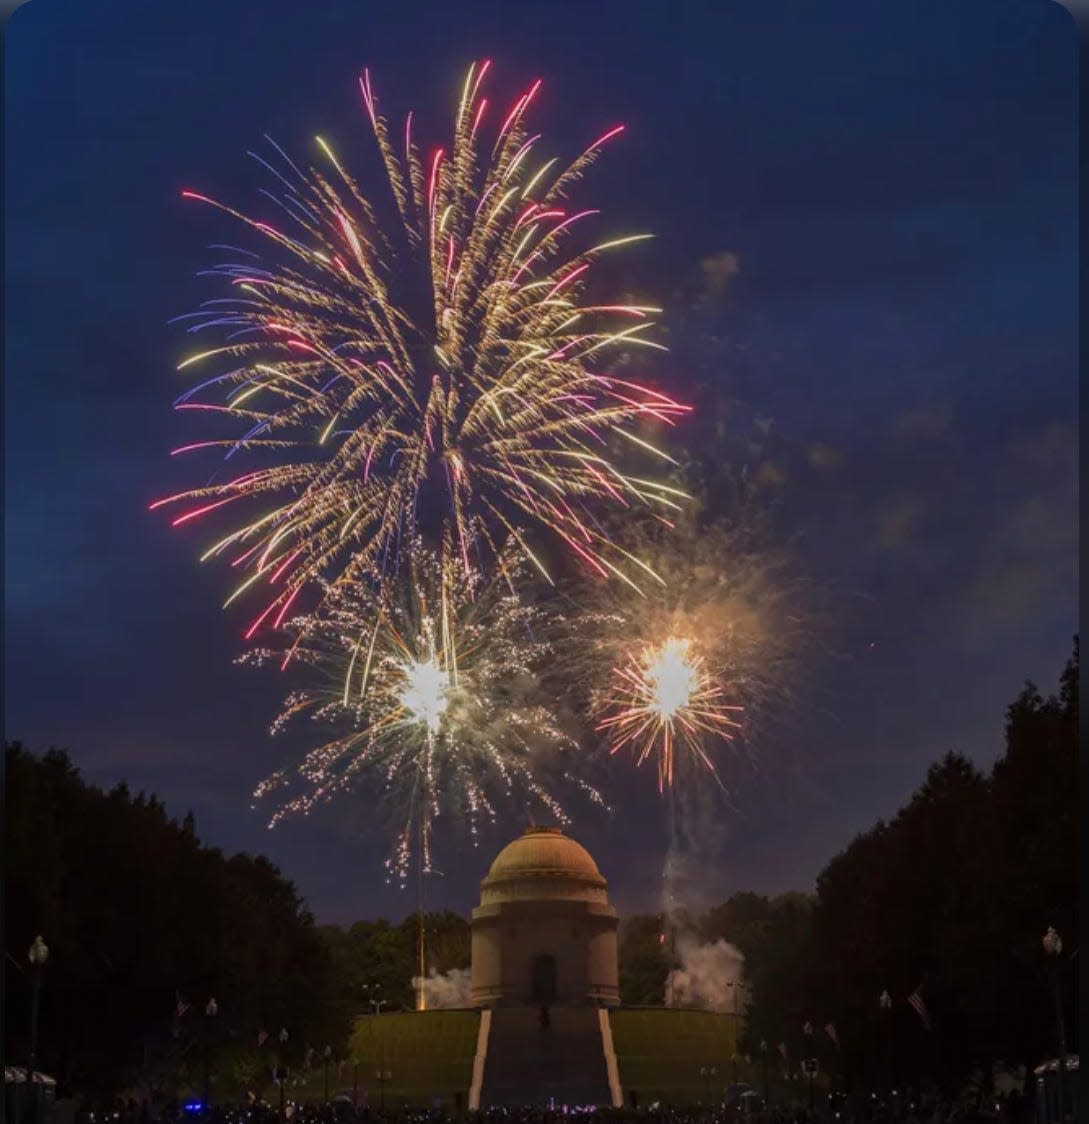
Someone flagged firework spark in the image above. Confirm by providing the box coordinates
[153,61,689,638]
[247,540,602,880]
[399,656,450,733]
[597,634,741,791]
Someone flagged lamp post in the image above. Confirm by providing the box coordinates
[202,998,218,1114]
[375,1070,392,1111]
[277,1028,289,1123]
[879,989,894,1093]
[759,1040,769,1106]
[323,1046,332,1103]
[1043,927,1067,1122]
[698,1065,717,1104]
[26,936,49,1124]
[362,984,384,1016]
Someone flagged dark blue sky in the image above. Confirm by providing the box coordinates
[5,0,1077,924]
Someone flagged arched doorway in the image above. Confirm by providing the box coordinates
[531,953,557,1004]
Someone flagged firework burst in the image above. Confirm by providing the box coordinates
[153,61,689,638]
[569,508,808,793]
[247,540,602,880]
[597,634,741,791]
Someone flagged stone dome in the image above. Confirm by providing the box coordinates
[483,826,605,889]
[471,825,619,1009]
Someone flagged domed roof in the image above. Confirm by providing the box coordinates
[484,826,604,886]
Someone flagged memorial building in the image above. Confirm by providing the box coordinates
[470,825,620,1008]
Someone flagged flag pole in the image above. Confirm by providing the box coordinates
[416,818,426,1012]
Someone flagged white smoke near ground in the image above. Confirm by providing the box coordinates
[413,968,472,1009]
[666,936,746,1012]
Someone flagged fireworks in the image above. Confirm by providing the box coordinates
[400,656,450,733]
[572,510,808,793]
[645,637,701,721]
[248,540,602,880]
[597,635,741,791]
[150,59,815,875]
[153,60,690,639]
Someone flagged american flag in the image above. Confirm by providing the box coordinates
[907,985,931,1031]
[825,1023,839,1047]
[171,993,190,1039]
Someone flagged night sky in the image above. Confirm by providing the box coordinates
[5,0,1077,924]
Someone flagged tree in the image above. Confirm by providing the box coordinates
[771,638,1079,1091]
[3,744,348,1100]
[618,914,669,1005]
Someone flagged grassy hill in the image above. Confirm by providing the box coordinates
[343,1010,480,1109]
[283,1006,817,1109]
[610,1008,745,1105]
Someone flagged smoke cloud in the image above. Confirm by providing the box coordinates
[666,937,746,1012]
[413,968,472,1009]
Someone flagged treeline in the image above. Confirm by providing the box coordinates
[4,746,348,1099]
[798,638,1079,1087]
[317,913,470,1013]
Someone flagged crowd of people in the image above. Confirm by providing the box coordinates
[57,1087,1042,1124]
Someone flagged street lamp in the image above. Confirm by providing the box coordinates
[698,1065,717,1104]
[375,1069,392,1111]
[362,984,388,1017]
[277,1028,289,1123]
[803,1058,818,1110]
[26,937,49,1124]
[879,989,895,1093]
[1043,927,1067,1122]
[203,999,218,1114]
[323,1046,332,1103]
[759,1040,769,1105]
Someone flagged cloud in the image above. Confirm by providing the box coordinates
[957,422,1077,644]
[806,442,843,471]
[959,494,1077,643]
[753,459,788,489]
[1004,421,1076,473]
[698,251,741,304]
[894,402,953,441]
[873,493,925,551]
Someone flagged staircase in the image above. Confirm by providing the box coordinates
[479,1006,613,1108]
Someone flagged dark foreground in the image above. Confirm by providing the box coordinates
[59,1090,1040,1124]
